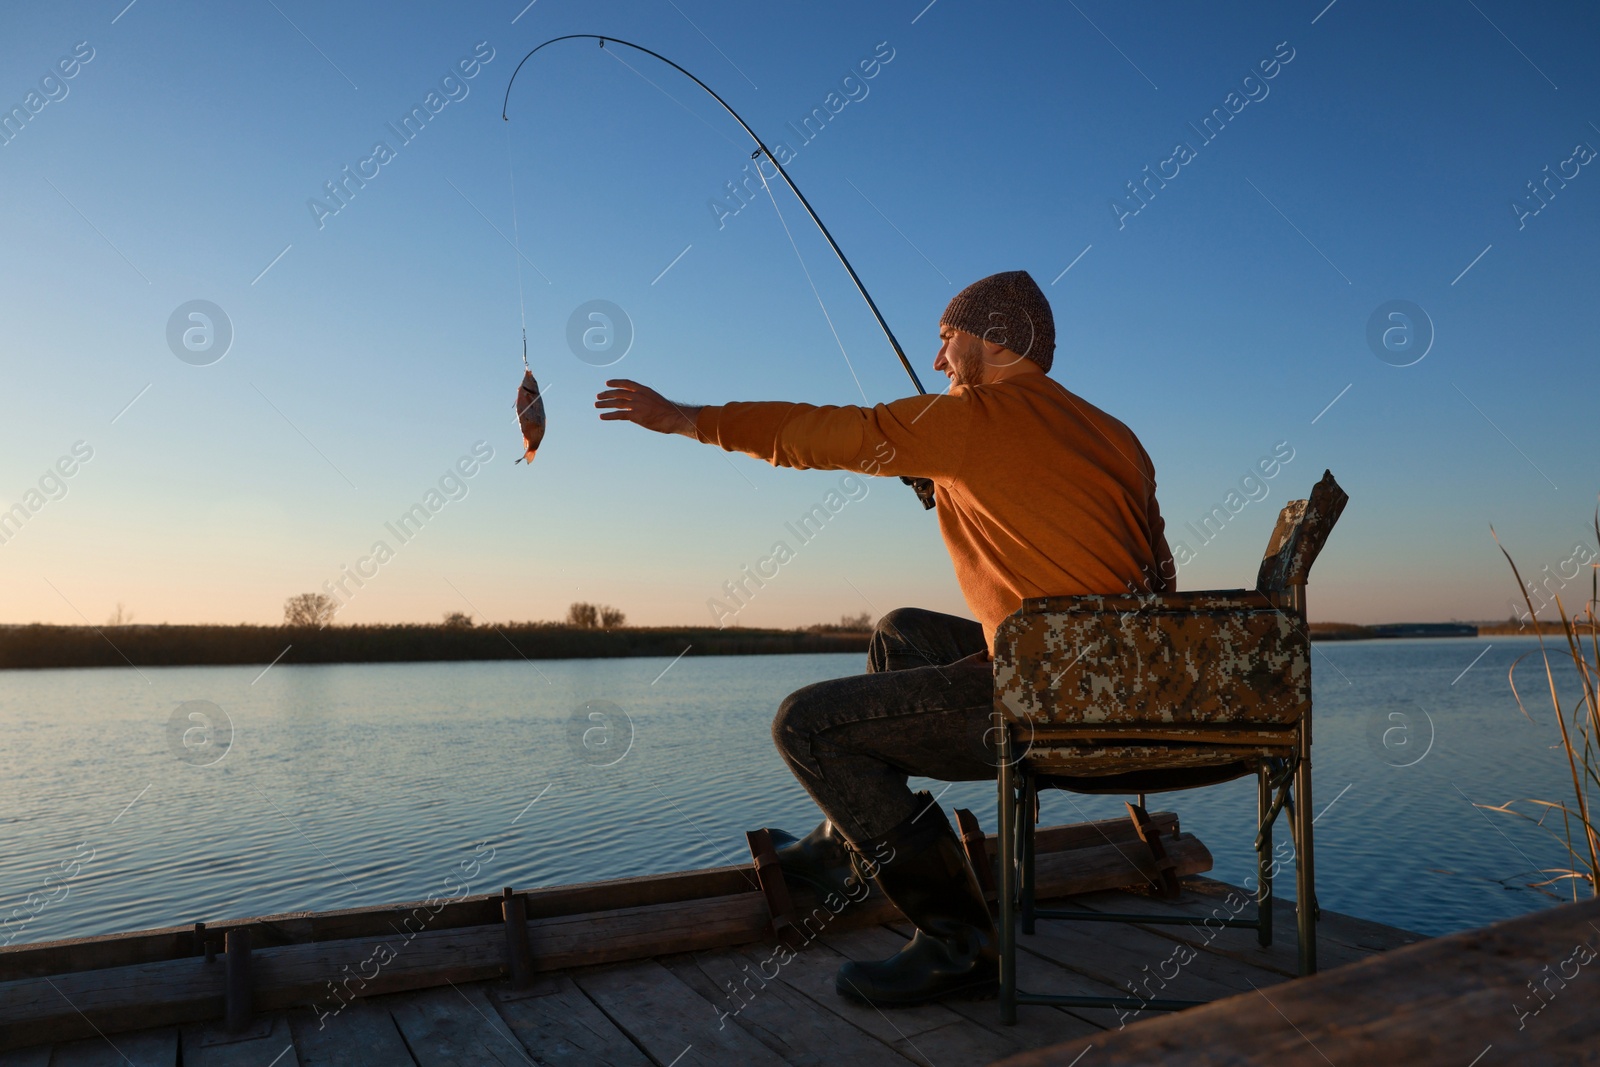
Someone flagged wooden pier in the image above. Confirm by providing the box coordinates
[0,815,1423,1066]
[998,895,1600,1066]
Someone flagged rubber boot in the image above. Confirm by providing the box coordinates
[834,794,998,1006]
[768,820,863,901]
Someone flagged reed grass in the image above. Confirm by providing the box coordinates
[1481,507,1600,901]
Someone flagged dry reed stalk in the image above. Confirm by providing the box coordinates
[1480,507,1600,901]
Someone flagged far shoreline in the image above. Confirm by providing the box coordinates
[0,623,870,672]
[0,619,1547,672]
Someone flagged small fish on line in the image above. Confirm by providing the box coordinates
[516,369,546,464]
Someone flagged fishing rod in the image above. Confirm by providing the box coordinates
[503,34,937,510]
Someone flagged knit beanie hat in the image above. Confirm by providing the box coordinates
[940,270,1056,373]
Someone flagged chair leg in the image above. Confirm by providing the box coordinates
[1256,761,1273,948]
[1294,752,1317,975]
[998,725,1018,1026]
[1021,772,1037,935]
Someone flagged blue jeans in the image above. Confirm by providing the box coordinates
[771,607,996,842]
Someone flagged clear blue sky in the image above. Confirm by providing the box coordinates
[1,0,1595,629]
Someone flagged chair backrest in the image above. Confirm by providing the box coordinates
[1256,470,1348,594]
[993,471,1348,732]
[994,603,1309,728]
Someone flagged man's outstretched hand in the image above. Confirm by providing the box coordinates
[595,380,702,438]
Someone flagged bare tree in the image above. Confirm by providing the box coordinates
[106,602,134,626]
[284,592,338,628]
[805,611,876,633]
[442,611,473,629]
[599,606,626,629]
[566,602,600,629]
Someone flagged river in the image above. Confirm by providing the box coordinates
[0,636,1589,947]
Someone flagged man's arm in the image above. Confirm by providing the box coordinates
[596,378,971,481]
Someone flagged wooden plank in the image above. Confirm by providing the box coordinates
[817,927,1025,1067]
[1017,921,1254,1011]
[1073,877,1423,977]
[574,959,789,1067]
[746,932,962,1051]
[1011,812,1179,855]
[0,818,1166,983]
[0,867,756,983]
[881,912,1183,1037]
[662,947,913,1066]
[0,952,222,1051]
[1008,901,1290,1002]
[46,1028,176,1066]
[489,975,653,1066]
[0,928,200,985]
[388,985,535,1067]
[1,842,1216,1053]
[527,893,772,973]
[1012,834,1212,901]
[993,897,1600,1067]
[287,999,417,1066]
[776,830,1208,926]
[998,940,1127,1034]
[1164,875,1424,953]
[179,1016,298,1067]
[0,1047,48,1067]
[0,894,770,1051]
[862,924,1109,1044]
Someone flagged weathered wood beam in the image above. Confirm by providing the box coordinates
[0,813,1181,983]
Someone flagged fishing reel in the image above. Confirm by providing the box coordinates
[903,477,937,510]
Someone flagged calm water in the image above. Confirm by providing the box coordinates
[1,636,1591,948]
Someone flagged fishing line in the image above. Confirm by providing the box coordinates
[504,122,530,373]
[506,122,546,467]
[755,164,868,404]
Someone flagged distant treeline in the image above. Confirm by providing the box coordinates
[1315,620,1600,639]
[0,624,870,671]
[1311,622,1482,640]
[13,618,1567,671]
[1477,619,1594,636]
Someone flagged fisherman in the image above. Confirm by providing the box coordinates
[595,270,1174,1007]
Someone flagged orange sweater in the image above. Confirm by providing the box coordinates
[695,370,1174,649]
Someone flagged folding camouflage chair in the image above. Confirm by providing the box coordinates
[992,471,1348,1024]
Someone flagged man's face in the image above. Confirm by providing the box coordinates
[934,325,986,388]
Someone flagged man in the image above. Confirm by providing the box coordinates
[594,270,1173,1006]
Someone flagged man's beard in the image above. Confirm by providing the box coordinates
[948,347,985,388]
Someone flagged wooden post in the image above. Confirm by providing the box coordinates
[224,927,251,1032]
[745,829,800,948]
[1127,801,1181,900]
[502,887,534,989]
[194,921,211,962]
